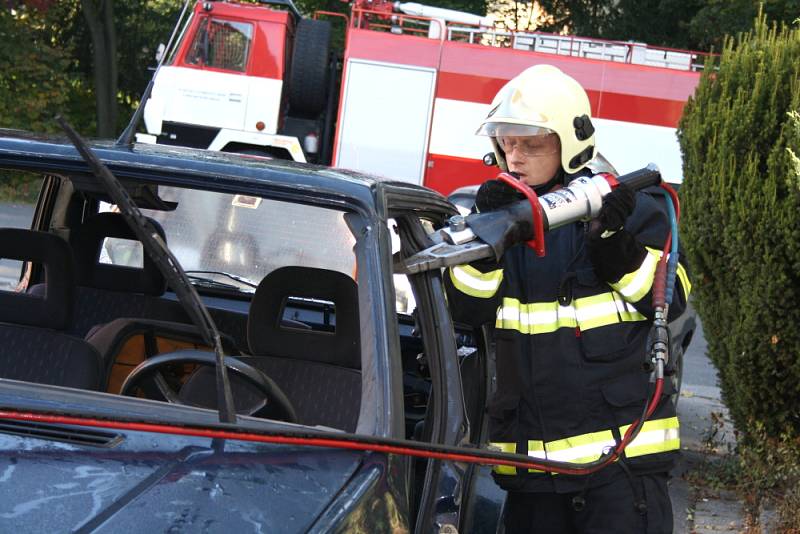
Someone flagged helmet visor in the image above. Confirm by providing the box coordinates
[476,122,554,137]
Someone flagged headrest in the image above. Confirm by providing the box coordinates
[0,229,74,329]
[70,213,167,296]
[247,266,360,369]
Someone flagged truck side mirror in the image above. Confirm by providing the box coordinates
[155,43,166,63]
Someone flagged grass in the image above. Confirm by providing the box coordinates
[687,414,800,532]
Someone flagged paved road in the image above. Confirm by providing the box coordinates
[681,309,716,390]
[670,308,750,533]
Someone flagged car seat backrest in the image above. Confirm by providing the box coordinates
[207,266,363,430]
[247,266,361,369]
[0,228,74,329]
[0,228,102,390]
[70,212,167,295]
[62,213,172,337]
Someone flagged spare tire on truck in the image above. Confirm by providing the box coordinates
[289,19,332,117]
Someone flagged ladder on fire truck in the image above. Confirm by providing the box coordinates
[347,1,709,72]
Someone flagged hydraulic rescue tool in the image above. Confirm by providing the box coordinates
[400,163,664,274]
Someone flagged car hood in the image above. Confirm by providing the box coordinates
[0,423,366,532]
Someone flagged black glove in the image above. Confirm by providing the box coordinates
[588,184,636,238]
[587,185,646,283]
[475,179,524,213]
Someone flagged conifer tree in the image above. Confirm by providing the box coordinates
[679,14,800,439]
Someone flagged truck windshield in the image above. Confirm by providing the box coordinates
[185,17,253,72]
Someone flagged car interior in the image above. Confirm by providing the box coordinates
[0,171,486,449]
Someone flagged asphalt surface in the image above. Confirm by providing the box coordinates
[681,312,716,390]
[670,310,754,533]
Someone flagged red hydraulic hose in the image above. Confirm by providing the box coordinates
[0,188,678,476]
[0,383,663,477]
[661,183,681,220]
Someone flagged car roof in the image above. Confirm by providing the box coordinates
[0,130,445,215]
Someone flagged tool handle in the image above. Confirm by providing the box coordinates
[615,163,662,191]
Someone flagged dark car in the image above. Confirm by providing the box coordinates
[0,131,693,532]
[0,130,507,533]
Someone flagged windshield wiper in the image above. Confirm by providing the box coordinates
[185,270,258,290]
[186,275,242,292]
[58,117,237,424]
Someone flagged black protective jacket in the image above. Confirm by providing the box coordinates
[444,181,690,493]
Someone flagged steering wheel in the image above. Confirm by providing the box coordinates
[120,349,298,423]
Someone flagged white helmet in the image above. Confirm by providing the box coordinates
[477,64,596,174]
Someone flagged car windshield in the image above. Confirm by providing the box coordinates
[0,176,369,433]
[101,186,357,293]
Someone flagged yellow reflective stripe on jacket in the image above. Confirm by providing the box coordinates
[449,265,503,298]
[488,418,678,475]
[610,248,660,302]
[611,247,692,303]
[611,291,645,322]
[495,293,646,334]
[619,416,680,458]
[675,261,691,297]
[489,441,517,475]
[527,440,546,473]
[540,429,616,464]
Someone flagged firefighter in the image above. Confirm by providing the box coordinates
[444,64,691,533]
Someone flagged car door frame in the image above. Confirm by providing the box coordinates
[383,184,484,532]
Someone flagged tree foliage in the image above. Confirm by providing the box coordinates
[534,0,800,51]
[0,6,90,133]
[46,0,185,136]
[1,0,799,140]
[678,14,800,439]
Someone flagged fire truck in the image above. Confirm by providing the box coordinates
[139,0,710,194]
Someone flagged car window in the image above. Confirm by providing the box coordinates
[389,218,416,314]
[101,186,357,292]
[185,17,253,72]
[0,170,42,291]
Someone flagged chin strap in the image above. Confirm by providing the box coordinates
[530,170,566,196]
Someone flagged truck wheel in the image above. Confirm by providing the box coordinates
[289,19,331,117]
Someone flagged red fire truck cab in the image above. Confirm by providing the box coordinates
[141,0,711,194]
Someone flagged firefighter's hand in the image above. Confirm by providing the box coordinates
[587,185,644,283]
[588,184,636,238]
[475,179,524,213]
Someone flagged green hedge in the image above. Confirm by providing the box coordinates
[678,15,800,440]
[0,172,41,205]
